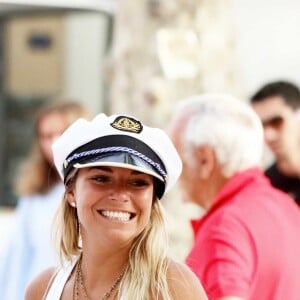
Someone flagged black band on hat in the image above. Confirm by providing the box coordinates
[63,134,167,187]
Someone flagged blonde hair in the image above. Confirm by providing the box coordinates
[55,170,173,300]
[14,100,90,196]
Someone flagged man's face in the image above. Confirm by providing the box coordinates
[172,130,213,209]
[252,95,300,171]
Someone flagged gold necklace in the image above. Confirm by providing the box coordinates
[73,255,125,300]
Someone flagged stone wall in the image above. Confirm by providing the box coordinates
[108,0,241,260]
[108,0,241,128]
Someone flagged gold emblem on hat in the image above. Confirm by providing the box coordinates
[111,116,143,133]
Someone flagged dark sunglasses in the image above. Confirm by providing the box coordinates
[262,115,284,129]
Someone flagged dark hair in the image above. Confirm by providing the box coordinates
[250,81,300,110]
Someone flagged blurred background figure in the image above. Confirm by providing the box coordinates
[250,81,300,205]
[1,1,300,266]
[169,94,300,300]
[0,100,91,300]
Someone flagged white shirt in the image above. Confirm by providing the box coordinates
[44,259,77,300]
[0,183,64,300]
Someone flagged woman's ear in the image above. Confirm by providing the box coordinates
[66,188,76,207]
[195,145,216,179]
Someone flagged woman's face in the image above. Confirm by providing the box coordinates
[37,112,70,164]
[67,166,154,247]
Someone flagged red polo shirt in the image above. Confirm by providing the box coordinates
[186,168,300,300]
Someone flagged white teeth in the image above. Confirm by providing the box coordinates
[101,210,131,221]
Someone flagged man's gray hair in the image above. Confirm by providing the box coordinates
[171,94,264,177]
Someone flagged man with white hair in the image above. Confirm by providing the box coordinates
[169,94,300,300]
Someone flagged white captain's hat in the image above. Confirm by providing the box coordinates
[52,113,182,198]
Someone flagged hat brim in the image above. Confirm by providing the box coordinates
[73,152,164,182]
[74,161,164,182]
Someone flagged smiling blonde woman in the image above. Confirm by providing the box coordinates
[25,113,208,300]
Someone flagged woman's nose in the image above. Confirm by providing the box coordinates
[109,184,130,202]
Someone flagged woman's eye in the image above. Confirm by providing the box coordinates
[91,175,110,183]
[129,179,151,188]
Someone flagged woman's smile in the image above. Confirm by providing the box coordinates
[98,209,136,222]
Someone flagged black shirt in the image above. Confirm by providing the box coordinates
[265,163,300,206]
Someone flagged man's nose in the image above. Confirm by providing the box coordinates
[264,126,278,143]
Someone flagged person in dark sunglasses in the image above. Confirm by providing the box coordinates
[251,80,300,205]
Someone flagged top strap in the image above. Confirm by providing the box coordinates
[43,258,78,300]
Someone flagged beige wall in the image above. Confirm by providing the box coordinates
[62,12,109,113]
[3,11,109,113]
[4,14,64,97]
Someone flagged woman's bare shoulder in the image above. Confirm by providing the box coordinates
[167,259,208,300]
[24,267,57,300]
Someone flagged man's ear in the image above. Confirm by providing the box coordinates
[195,145,216,179]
